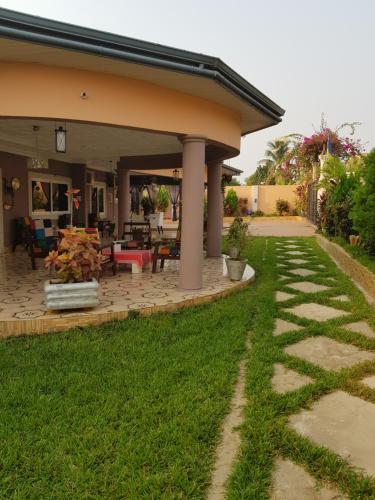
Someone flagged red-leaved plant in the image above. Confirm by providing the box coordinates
[45,228,101,283]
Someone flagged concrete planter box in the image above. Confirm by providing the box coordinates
[44,278,100,311]
[316,234,375,305]
[226,258,247,281]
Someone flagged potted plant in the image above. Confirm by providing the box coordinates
[226,217,248,280]
[44,228,101,310]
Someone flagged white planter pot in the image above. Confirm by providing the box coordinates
[44,278,100,310]
[226,258,247,281]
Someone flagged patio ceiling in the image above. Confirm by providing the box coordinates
[0,118,182,165]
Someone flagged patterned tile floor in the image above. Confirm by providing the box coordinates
[0,252,254,332]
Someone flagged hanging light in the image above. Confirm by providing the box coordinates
[27,125,48,169]
[55,125,66,153]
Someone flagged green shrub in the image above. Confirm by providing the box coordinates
[351,149,375,254]
[227,217,248,258]
[156,186,169,212]
[224,188,238,216]
[252,210,264,217]
[319,172,360,240]
[276,198,290,215]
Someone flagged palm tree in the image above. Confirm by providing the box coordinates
[260,139,291,165]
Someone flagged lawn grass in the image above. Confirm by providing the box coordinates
[330,235,375,274]
[0,237,266,499]
[227,236,375,499]
[2,236,375,498]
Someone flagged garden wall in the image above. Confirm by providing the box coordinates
[224,185,298,214]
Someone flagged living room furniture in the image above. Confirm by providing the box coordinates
[152,240,180,273]
[102,247,152,274]
[16,217,57,269]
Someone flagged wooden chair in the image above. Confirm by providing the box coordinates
[22,217,57,270]
[121,221,152,250]
[75,227,116,278]
[152,226,181,273]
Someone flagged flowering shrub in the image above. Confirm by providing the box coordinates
[278,120,364,183]
[45,228,101,283]
[294,183,308,215]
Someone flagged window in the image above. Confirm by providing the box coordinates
[90,182,106,218]
[29,174,71,217]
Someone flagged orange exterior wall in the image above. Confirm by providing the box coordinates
[225,185,298,214]
[0,62,241,151]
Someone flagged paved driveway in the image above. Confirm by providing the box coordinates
[248,216,315,237]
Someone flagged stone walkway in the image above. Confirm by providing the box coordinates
[270,238,375,498]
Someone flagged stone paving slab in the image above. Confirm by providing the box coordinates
[284,303,349,321]
[284,244,301,249]
[361,375,375,389]
[276,291,295,302]
[278,275,290,281]
[289,390,375,477]
[331,295,350,302]
[287,259,310,265]
[274,318,303,336]
[285,336,375,371]
[286,251,307,256]
[288,282,330,294]
[289,268,317,277]
[271,458,347,499]
[272,363,312,393]
[343,321,375,339]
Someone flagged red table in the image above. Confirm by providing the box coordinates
[102,248,152,273]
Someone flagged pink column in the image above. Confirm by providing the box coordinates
[117,168,130,238]
[179,135,206,290]
[207,161,223,257]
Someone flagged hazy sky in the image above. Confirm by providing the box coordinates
[1,0,374,180]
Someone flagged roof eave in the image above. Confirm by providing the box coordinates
[0,7,285,126]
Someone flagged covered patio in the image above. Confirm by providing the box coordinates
[0,251,254,337]
[0,7,283,334]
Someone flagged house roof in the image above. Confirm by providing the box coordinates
[0,8,284,135]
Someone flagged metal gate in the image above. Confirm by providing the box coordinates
[307,181,318,224]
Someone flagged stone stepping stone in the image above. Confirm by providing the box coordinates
[289,269,316,277]
[288,282,330,294]
[271,458,347,499]
[284,303,349,321]
[287,259,310,265]
[285,336,375,371]
[289,390,375,478]
[331,295,350,302]
[274,318,303,336]
[286,251,307,256]
[361,375,375,389]
[272,363,312,394]
[276,291,295,302]
[284,244,301,249]
[343,321,375,339]
[317,264,326,269]
[278,275,290,281]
